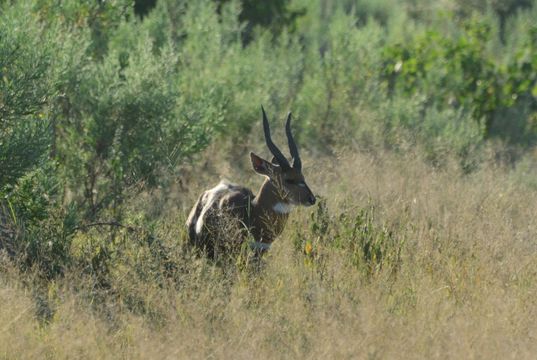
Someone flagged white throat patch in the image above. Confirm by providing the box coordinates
[273,202,294,214]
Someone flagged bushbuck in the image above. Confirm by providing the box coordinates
[186,107,316,258]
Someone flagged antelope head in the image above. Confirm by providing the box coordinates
[250,106,316,207]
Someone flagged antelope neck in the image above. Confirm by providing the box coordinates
[252,178,291,215]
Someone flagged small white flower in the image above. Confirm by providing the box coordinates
[394,61,403,73]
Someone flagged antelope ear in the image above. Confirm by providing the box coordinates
[250,152,274,176]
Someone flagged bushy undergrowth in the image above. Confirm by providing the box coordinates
[1,0,537,357]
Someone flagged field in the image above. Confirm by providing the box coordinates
[1,0,537,359]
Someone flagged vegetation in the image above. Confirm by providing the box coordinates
[1,0,537,358]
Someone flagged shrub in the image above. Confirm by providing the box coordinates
[0,3,54,189]
[295,199,404,278]
[381,15,537,147]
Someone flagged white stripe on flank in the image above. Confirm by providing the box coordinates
[195,181,232,235]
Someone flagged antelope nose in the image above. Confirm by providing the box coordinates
[308,194,316,205]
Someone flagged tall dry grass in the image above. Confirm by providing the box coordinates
[1,144,537,359]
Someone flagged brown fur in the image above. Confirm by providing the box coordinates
[186,178,300,258]
[186,108,315,258]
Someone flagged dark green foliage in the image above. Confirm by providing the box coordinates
[135,0,305,43]
[134,0,157,18]
[455,0,533,42]
[0,121,50,189]
[382,16,537,142]
[2,164,76,278]
[383,22,500,130]
[57,36,188,217]
[0,0,219,275]
[0,5,54,189]
[224,0,305,43]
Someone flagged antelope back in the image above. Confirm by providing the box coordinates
[186,180,254,257]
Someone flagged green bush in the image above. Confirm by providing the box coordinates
[0,3,54,189]
[295,199,404,278]
[381,15,537,144]
[2,164,76,278]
